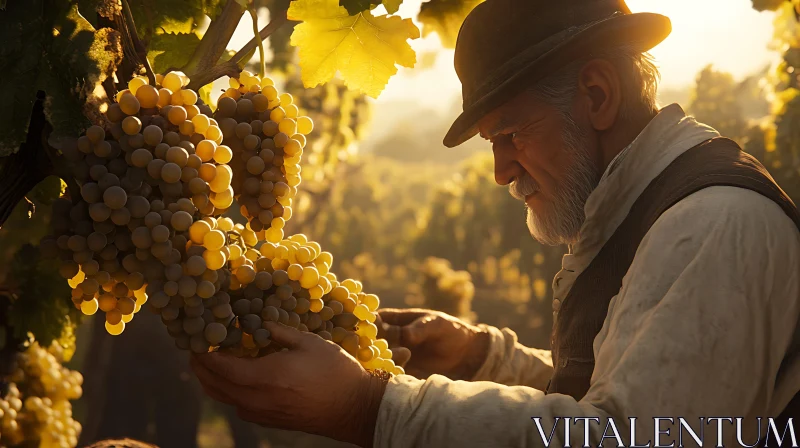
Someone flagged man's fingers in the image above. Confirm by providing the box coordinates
[263,321,316,349]
[400,317,436,346]
[391,346,411,367]
[191,354,251,407]
[236,407,278,428]
[378,308,434,326]
[193,351,270,387]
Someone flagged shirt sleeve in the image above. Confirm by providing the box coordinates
[469,324,553,390]
[373,186,800,448]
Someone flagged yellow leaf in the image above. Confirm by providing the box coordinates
[384,0,402,14]
[288,0,420,98]
[418,0,483,48]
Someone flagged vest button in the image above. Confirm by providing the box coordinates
[552,298,562,311]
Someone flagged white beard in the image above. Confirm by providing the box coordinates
[511,114,599,247]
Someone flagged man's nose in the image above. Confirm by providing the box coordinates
[493,145,524,186]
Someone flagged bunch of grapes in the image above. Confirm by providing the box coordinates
[0,341,82,448]
[213,71,311,236]
[42,70,239,336]
[43,70,402,375]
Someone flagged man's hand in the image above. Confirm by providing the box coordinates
[377,308,490,380]
[190,322,387,448]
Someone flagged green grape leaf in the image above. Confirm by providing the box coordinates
[147,32,203,73]
[129,0,218,38]
[288,0,419,98]
[0,1,47,156]
[383,0,402,14]
[0,2,121,156]
[417,0,483,48]
[6,245,78,349]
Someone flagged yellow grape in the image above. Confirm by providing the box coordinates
[209,165,232,193]
[203,249,227,270]
[105,321,125,336]
[361,294,380,311]
[278,118,297,135]
[269,107,285,122]
[189,220,212,245]
[260,77,275,88]
[163,72,183,92]
[168,106,188,125]
[307,298,322,314]
[119,92,141,115]
[265,227,283,244]
[196,140,216,162]
[192,114,210,134]
[285,104,299,118]
[128,76,148,95]
[80,299,99,315]
[179,120,195,136]
[181,89,198,105]
[198,163,216,182]
[300,267,320,289]
[136,85,159,108]
[206,125,223,142]
[213,145,233,164]
[158,88,172,107]
[210,186,234,209]
[353,304,371,321]
[263,85,278,100]
[283,139,302,157]
[291,134,307,148]
[287,264,303,281]
[203,229,226,250]
[229,244,243,260]
[185,104,200,119]
[297,116,314,135]
[170,90,185,106]
[225,88,241,100]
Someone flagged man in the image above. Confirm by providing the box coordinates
[191,0,800,446]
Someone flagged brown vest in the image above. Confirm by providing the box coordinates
[544,137,800,423]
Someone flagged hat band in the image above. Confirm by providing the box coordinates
[463,10,626,110]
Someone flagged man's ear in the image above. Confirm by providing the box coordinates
[576,59,622,132]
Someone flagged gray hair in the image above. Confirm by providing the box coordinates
[529,45,661,123]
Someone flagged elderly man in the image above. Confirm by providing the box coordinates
[191,0,800,446]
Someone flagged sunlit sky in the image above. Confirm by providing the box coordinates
[227,0,779,115]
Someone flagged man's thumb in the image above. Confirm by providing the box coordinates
[263,322,308,349]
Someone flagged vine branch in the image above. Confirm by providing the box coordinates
[183,0,248,76]
[120,0,156,85]
[0,92,55,230]
[186,7,290,91]
[249,4,266,78]
[231,8,289,66]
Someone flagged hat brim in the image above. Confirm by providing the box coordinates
[443,12,672,148]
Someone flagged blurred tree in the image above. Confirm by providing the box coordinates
[688,65,747,142]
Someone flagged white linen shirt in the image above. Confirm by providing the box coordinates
[373,104,800,447]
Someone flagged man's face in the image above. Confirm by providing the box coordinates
[477,90,601,246]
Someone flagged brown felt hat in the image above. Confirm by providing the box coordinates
[443,0,672,148]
